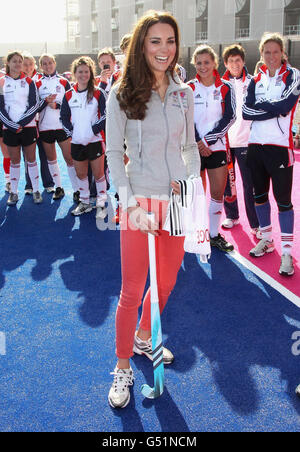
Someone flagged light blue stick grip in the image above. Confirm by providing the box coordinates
[141,214,164,399]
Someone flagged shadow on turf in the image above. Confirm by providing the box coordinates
[141,386,190,433]
[1,189,299,429]
[0,192,119,329]
[159,251,300,418]
[59,198,120,329]
[109,390,145,433]
[0,191,75,288]
[110,381,190,433]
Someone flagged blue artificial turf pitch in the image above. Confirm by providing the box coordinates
[0,153,299,432]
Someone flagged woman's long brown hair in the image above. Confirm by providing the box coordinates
[71,56,96,102]
[117,10,180,120]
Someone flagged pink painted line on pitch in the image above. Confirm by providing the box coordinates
[220,149,300,298]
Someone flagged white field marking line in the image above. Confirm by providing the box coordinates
[0,332,6,356]
[229,251,300,309]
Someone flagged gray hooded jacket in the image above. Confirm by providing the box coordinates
[106,73,200,210]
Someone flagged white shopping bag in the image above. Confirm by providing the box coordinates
[182,178,211,262]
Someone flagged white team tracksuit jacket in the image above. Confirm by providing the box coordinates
[242,63,300,150]
[188,70,236,152]
[36,72,71,132]
[0,72,39,131]
[60,84,107,146]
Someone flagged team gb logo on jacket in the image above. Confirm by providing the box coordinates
[172,91,188,109]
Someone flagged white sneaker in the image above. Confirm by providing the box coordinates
[250,239,275,257]
[251,228,263,240]
[7,192,18,206]
[279,254,294,277]
[133,332,174,365]
[71,202,93,216]
[222,218,240,229]
[108,367,134,409]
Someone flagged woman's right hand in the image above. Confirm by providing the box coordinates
[198,140,212,157]
[100,69,112,84]
[127,206,159,236]
[171,181,180,195]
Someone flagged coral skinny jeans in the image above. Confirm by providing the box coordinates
[116,198,185,359]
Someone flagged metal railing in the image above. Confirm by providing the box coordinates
[284,24,300,36]
[236,28,250,39]
[196,31,208,42]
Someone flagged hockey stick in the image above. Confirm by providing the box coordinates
[141,214,164,399]
[225,147,237,204]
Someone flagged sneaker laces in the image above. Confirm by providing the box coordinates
[78,202,89,210]
[216,234,229,245]
[255,239,273,252]
[281,254,293,265]
[136,335,153,354]
[110,369,134,393]
[280,254,294,275]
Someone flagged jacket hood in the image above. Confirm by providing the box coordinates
[158,71,190,97]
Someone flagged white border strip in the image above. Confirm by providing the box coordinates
[0,332,6,356]
[229,251,300,309]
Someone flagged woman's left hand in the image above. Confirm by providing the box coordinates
[171,181,180,195]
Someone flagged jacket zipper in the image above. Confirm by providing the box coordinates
[138,88,181,184]
[139,91,172,182]
[277,117,285,135]
[162,95,172,183]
